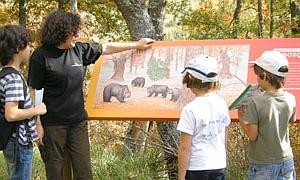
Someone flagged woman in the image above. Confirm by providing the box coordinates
[28,10,153,180]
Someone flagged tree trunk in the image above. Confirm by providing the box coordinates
[291,0,300,36]
[124,121,151,154]
[232,0,242,38]
[148,0,167,40]
[113,1,156,154]
[19,0,26,27]
[151,0,179,172]
[270,0,274,38]
[113,1,178,179]
[71,0,78,13]
[111,53,127,81]
[219,47,232,78]
[165,47,173,79]
[58,0,64,11]
[113,0,156,40]
[257,0,263,38]
[156,122,179,180]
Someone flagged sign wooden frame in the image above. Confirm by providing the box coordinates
[86,39,300,122]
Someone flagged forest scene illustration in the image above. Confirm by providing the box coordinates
[92,44,250,110]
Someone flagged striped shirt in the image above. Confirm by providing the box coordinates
[0,72,38,145]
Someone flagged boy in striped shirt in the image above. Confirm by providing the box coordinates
[0,25,47,180]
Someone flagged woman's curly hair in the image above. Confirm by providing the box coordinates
[0,25,32,66]
[41,11,81,47]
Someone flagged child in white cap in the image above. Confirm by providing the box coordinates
[238,50,296,180]
[177,54,231,180]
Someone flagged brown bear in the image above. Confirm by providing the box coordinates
[169,88,181,102]
[147,85,169,98]
[131,77,145,87]
[103,83,131,103]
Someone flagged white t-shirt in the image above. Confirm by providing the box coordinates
[177,92,231,170]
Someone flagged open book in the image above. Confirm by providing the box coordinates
[228,85,263,110]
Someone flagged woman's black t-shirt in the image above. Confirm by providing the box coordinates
[28,42,102,126]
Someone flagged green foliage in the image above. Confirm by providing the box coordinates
[0,144,167,180]
[0,151,7,179]
[166,0,193,21]
[0,1,18,25]
[227,163,247,180]
[92,145,167,180]
[227,124,248,179]
[31,148,46,179]
[0,0,129,42]
[79,0,130,41]
[147,57,169,81]
[0,147,46,179]
[0,122,299,179]
[180,0,232,39]
[226,123,300,179]
[179,0,296,39]
[289,124,300,176]
[164,0,194,40]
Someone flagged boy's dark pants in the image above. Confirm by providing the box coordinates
[39,120,92,180]
[185,168,226,180]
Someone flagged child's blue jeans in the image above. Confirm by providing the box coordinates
[185,168,225,180]
[248,159,296,180]
[3,136,33,180]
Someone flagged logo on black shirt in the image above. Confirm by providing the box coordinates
[72,63,82,67]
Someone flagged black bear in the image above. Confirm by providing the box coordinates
[147,85,169,98]
[103,83,131,103]
[169,88,181,102]
[131,77,145,87]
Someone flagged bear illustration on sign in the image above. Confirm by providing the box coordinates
[169,88,181,102]
[103,83,131,103]
[147,85,170,98]
[131,77,145,87]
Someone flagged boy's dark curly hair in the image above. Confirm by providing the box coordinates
[41,11,81,47]
[0,25,32,66]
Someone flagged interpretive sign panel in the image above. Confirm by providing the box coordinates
[86,39,300,121]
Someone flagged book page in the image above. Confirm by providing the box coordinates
[34,88,44,106]
[229,85,263,110]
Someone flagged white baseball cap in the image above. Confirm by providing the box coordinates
[182,54,219,82]
[254,50,288,77]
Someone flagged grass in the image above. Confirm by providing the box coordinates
[0,144,168,180]
[0,122,298,179]
[91,145,168,180]
[0,148,46,180]
[0,151,7,180]
[227,163,247,180]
